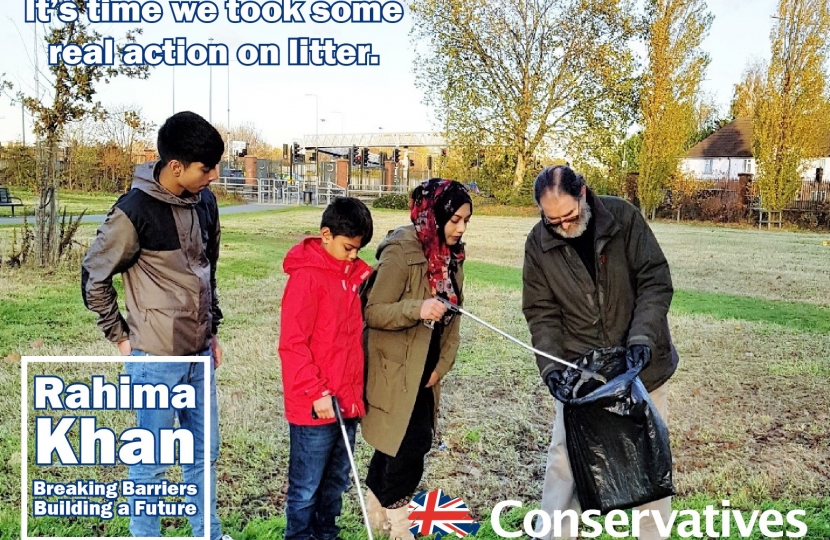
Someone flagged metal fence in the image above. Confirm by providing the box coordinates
[213,167,414,206]
[691,179,829,211]
[213,176,408,206]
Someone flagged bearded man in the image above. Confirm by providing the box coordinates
[521,165,679,540]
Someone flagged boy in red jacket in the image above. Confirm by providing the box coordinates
[278,197,374,540]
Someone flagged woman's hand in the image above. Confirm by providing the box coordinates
[420,299,448,321]
[425,371,440,388]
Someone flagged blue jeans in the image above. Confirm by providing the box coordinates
[285,420,357,540]
[126,350,222,539]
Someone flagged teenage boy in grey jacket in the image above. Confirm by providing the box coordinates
[82,111,233,540]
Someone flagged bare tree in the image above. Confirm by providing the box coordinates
[17,1,150,266]
[97,105,155,190]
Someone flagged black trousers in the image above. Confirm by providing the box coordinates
[365,385,435,507]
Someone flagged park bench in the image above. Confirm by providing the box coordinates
[0,186,24,216]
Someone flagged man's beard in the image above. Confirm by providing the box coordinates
[555,202,592,238]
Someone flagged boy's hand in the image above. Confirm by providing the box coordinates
[425,371,440,388]
[211,336,223,369]
[117,340,132,356]
[313,395,335,420]
[420,299,448,321]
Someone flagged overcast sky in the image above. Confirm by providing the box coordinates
[0,0,780,146]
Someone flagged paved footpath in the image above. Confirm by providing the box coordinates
[0,204,286,226]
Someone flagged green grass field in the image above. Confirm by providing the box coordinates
[0,207,828,539]
[0,188,122,217]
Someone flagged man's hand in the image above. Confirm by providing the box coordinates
[628,344,651,370]
[425,371,440,388]
[211,336,223,369]
[313,395,335,420]
[420,299,448,322]
[117,340,132,356]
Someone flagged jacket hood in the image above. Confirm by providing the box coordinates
[131,161,201,207]
[376,225,422,260]
[284,237,372,290]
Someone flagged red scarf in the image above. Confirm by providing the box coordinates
[410,179,466,307]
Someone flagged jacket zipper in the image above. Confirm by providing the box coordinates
[595,236,611,343]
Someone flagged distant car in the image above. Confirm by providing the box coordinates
[220,169,245,185]
[464,181,481,194]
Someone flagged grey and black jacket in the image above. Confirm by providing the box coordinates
[81,161,222,356]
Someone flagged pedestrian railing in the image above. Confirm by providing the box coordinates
[214,177,409,206]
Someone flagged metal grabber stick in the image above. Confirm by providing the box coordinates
[331,396,375,540]
[437,298,607,384]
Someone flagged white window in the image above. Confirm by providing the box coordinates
[704,159,713,175]
[743,159,752,173]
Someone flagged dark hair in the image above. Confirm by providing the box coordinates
[157,111,225,169]
[533,165,585,204]
[321,197,374,247]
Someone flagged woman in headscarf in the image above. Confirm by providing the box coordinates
[360,179,473,540]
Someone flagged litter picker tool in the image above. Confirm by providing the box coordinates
[331,396,375,540]
[437,297,607,384]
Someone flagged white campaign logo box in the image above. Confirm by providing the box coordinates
[21,356,211,540]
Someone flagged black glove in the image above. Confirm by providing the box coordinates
[627,344,651,370]
[544,368,580,403]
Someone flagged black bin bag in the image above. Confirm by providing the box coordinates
[561,347,674,514]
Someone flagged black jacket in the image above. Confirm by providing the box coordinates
[522,189,678,391]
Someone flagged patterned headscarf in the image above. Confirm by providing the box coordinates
[410,179,472,310]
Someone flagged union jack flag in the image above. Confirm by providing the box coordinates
[408,489,481,538]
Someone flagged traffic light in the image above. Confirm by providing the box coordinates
[283,143,289,159]
[292,142,300,158]
[361,147,369,164]
[427,156,433,170]
[352,145,360,165]
[393,148,400,163]
[409,159,415,167]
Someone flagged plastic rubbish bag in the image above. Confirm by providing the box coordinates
[560,347,674,514]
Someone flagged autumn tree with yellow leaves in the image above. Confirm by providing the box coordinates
[730,59,767,119]
[753,0,830,213]
[410,0,637,200]
[638,0,712,218]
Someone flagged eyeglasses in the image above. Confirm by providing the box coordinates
[542,198,581,227]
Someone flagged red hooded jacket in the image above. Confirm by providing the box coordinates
[278,237,372,425]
